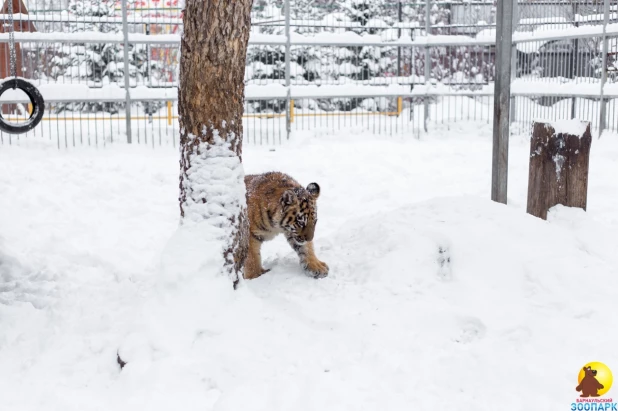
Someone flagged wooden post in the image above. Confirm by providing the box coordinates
[526,120,592,220]
[0,0,37,116]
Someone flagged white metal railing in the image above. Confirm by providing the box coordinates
[0,0,616,147]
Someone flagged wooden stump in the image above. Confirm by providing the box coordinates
[526,120,592,220]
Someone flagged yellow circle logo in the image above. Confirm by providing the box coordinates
[577,362,613,397]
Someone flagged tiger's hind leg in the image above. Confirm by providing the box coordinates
[244,234,271,280]
[286,236,329,278]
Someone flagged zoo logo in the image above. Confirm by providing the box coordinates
[571,362,616,411]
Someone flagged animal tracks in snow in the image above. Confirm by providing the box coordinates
[437,245,452,281]
[421,229,454,282]
[454,316,486,344]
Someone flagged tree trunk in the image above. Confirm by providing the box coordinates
[526,120,592,220]
[178,0,253,288]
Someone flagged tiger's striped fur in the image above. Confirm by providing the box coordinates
[243,171,329,280]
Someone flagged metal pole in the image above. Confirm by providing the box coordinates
[121,0,132,144]
[509,42,517,122]
[570,2,579,119]
[146,23,152,88]
[491,0,514,204]
[424,0,430,133]
[397,1,402,77]
[509,0,518,123]
[285,0,291,140]
[598,0,610,138]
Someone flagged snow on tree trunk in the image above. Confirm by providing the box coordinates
[178,0,252,288]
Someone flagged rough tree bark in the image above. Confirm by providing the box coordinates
[178,0,253,288]
[526,120,592,220]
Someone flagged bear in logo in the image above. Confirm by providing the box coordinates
[576,366,605,397]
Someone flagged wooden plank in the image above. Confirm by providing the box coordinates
[526,120,592,220]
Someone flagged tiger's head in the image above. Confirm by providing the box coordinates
[279,182,321,246]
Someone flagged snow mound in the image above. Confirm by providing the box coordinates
[3,193,617,411]
[0,243,58,309]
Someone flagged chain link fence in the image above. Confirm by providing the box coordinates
[0,0,616,148]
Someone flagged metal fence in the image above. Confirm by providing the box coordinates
[0,0,616,148]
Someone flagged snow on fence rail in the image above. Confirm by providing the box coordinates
[0,0,617,147]
[1,23,617,46]
[2,81,618,105]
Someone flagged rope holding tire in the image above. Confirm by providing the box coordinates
[0,0,45,134]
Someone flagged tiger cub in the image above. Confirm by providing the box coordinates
[244,171,329,280]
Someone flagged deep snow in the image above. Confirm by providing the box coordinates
[1,122,618,410]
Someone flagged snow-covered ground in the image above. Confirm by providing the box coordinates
[1,122,618,411]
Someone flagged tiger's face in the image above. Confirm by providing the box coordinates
[279,182,320,246]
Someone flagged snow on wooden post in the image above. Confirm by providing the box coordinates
[526,120,592,220]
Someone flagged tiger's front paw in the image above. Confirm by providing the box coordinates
[244,264,271,280]
[304,258,329,279]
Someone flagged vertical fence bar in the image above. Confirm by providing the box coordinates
[397,1,402,77]
[492,0,514,204]
[510,0,518,123]
[121,0,133,144]
[570,2,579,120]
[146,23,152,88]
[285,0,291,141]
[424,0,431,133]
[599,0,610,137]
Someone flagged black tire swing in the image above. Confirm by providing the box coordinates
[0,0,44,134]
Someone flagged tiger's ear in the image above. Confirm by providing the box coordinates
[307,182,320,198]
[281,189,297,205]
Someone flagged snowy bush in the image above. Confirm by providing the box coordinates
[245,0,492,115]
[44,0,165,114]
[26,0,498,116]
